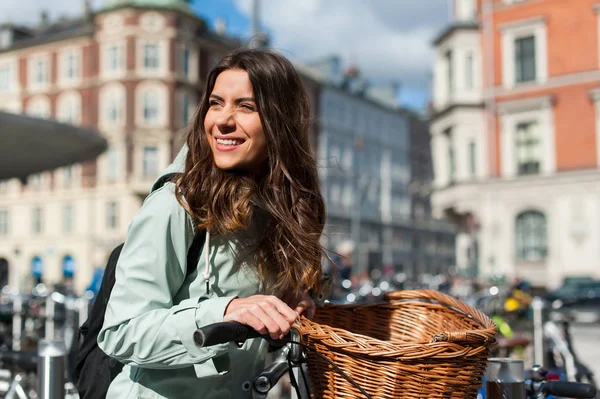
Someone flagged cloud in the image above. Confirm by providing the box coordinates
[234,0,450,106]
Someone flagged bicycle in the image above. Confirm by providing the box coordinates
[195,321,598,399]
[193,320,371,399]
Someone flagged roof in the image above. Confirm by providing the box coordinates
[432,21,480,46]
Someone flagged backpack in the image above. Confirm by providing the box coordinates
[74,173,206,399]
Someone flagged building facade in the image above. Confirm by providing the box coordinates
[430,0,600,287]
[0,0,238,293]
[314,65,455,281]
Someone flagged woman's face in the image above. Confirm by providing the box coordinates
[204,69,268,172]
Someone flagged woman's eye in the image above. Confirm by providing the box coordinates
[209,100,221,107]
[240,103,256,111]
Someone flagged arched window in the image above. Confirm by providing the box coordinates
[26,96,51,119]
[56,91,81,125]
[62,255,76,278]
[515,210,547,261]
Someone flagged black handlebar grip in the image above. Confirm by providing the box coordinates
[193,321,261,348]
[543,381,597,398]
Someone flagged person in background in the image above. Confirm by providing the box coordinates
[98,48,326,399]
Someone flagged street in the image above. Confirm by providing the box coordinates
[571,324,600,383]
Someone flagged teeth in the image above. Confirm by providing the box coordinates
[216,138,243,146]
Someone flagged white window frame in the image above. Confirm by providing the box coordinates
[0,209,8,236]
[501,17,547,88]
[56,91,81,125]
[136,83,168,127]
[58,47,82,87]
[136,39,168,77]
[28,53,50,91]
[62,204,74,234]
[106,201,118,230]
[101,41,126,79]
[105,146,120,182]
[498,96,555,178]
[0,63,10,91]
[142,145,159,178]
[99,83,126,128]
[32,206,43,234]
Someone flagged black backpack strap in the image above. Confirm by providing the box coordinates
[151,172,182,193]
[186,229,205,278]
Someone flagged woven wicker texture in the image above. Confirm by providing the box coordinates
[298,289,497,398]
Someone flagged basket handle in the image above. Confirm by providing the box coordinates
[384,289,497,344]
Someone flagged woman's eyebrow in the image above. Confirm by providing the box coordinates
[209,94,255,104]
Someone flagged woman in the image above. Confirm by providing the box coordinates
[98,49,326,398]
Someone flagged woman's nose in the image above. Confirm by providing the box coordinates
[215,109,236,132]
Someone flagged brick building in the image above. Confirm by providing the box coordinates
[0,0,241,292]
[430,0,600,287]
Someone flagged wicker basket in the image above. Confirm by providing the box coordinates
[297,289,497,399]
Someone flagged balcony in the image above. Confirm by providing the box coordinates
[430,181,481,220]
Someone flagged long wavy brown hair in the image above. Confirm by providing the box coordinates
[175,49,325,295]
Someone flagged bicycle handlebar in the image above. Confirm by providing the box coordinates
[193,321,289,348]
[542,380,596,398]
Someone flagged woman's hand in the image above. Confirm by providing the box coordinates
[286,291,316,320]
[223,295,298,340]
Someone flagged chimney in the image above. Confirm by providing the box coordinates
[83,0,92,18]
[39,10,49,27]
[214,17,226,36]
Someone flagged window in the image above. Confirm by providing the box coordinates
[0,210,8,236]
[143,92,159,123]
[63,51,79,81]
[469,141,477,176]
[142,146,158,178]
[107,44,121,72]
[182,47,190,77]
[143,43,160,69]
[516,211,547,261]
[515,121,540,175]
[515,35,536,83]
[27,96,51,119]
[106,201,118,229]
[63,165,74,185]
[28,173,42,187]
[449,146,456,180]
[106,147,119,181]
[446,50,454,95]
[57,93,81,125]
[101,84,125,125]
[465,52,474,89]
[33,58,48,85]
[107,92,121,123]
[330,183,340,205]
[0,65,9,91]
[182,93,192,125]
[63,204,73,234]
[32,206,42,234]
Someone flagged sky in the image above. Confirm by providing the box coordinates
[0,0,452,111]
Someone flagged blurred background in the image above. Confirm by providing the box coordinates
[0,0,599,397]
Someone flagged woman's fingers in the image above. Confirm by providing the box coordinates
[223,295,298,339]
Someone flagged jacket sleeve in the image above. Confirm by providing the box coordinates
[97,184,237,376]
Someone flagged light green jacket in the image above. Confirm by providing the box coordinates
[98,145,271,398]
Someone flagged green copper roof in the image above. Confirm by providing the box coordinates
[102,0,193,14]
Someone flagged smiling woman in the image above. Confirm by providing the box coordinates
[97,48,326,399]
